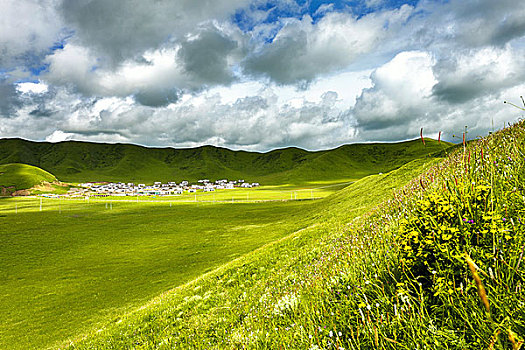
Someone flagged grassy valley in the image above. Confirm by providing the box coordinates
[62,121,525,349]
[2,124,524,349]
[0,199,315,349]
[0,137,452,349]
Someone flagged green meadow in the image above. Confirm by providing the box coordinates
[0,198,315,349]
[0,137,450,185]
[61,122,525,349]
[0,154,440,349]
[4,127,524,349]
[0,139,446,349]
[58,157,440,349]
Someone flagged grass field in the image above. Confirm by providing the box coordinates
[60,121,525,350]
[58,157,439,349]
[0,179,352,349]
[0,198,316,349]
[0,137,471,349]
[0,157,438,350]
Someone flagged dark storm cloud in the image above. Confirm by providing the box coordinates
[0,82,22,117]
[59,0,249,65]
[134,88,181,108]
[178,29,239,86]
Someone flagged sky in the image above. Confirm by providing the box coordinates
[1,0,524,151]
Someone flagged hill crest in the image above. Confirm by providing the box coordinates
[0,137,453,184]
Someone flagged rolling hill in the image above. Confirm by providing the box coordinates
[0,163,57,194]
[0,138,452,184]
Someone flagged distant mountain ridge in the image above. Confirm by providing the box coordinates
[0,138,453,184]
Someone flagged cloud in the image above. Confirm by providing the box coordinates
[2,0,525,151]
[432,46,525,104]
[397,0,525,53]
[42,25,245,106]
[17,82,49,95]
[351,48,525,142]
[58,0,250,65]
[45,130,75,143]
[178,27,240,86]
[353,51,437,136]
[243,6,413,84]
[43,44,97,94]
[0,81,22,117]
[116,88,355,150]
[0,81,359,151]
[42,44,188,106]
[0,0,63,72]
[443,0,525,47]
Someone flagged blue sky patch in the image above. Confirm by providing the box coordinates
[233,0,420,40]
[29,64,50,76]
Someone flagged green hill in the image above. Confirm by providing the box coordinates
[0,138,452,184]
[63,121,525,349]
[0,163,56,194]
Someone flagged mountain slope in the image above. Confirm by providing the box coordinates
[0,138,452,184]
[0,163,56,193]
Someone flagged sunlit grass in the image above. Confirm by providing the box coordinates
[0,198,315,349]
[65,121,525,349]
[0,136,467,349]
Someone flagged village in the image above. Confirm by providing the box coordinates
[65,179,260,197]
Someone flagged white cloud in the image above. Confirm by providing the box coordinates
[0,0,63,70]
[244,5,413,84]
[432,46,525,103]
[2,0,525,151]
[16,82,48,95]
[45,130,75,143]
[44,44,98,94]
[58,0,250,64]
[353,51,437,134]
[350,47,525,142]
[42,25,246,106]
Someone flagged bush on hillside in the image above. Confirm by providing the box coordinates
[396,182,511,295]
[393,125,525,348]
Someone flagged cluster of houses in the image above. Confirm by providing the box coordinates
[67,179,260,197]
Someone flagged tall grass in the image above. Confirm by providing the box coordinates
[289,120,525,349]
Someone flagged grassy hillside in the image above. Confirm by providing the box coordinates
[64,121,525,349]
[0,163,56,193]
[0,138,452,184]
[61,159,440,349]
[0,154,445,349]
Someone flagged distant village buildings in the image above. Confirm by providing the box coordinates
[67,179,260,197]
